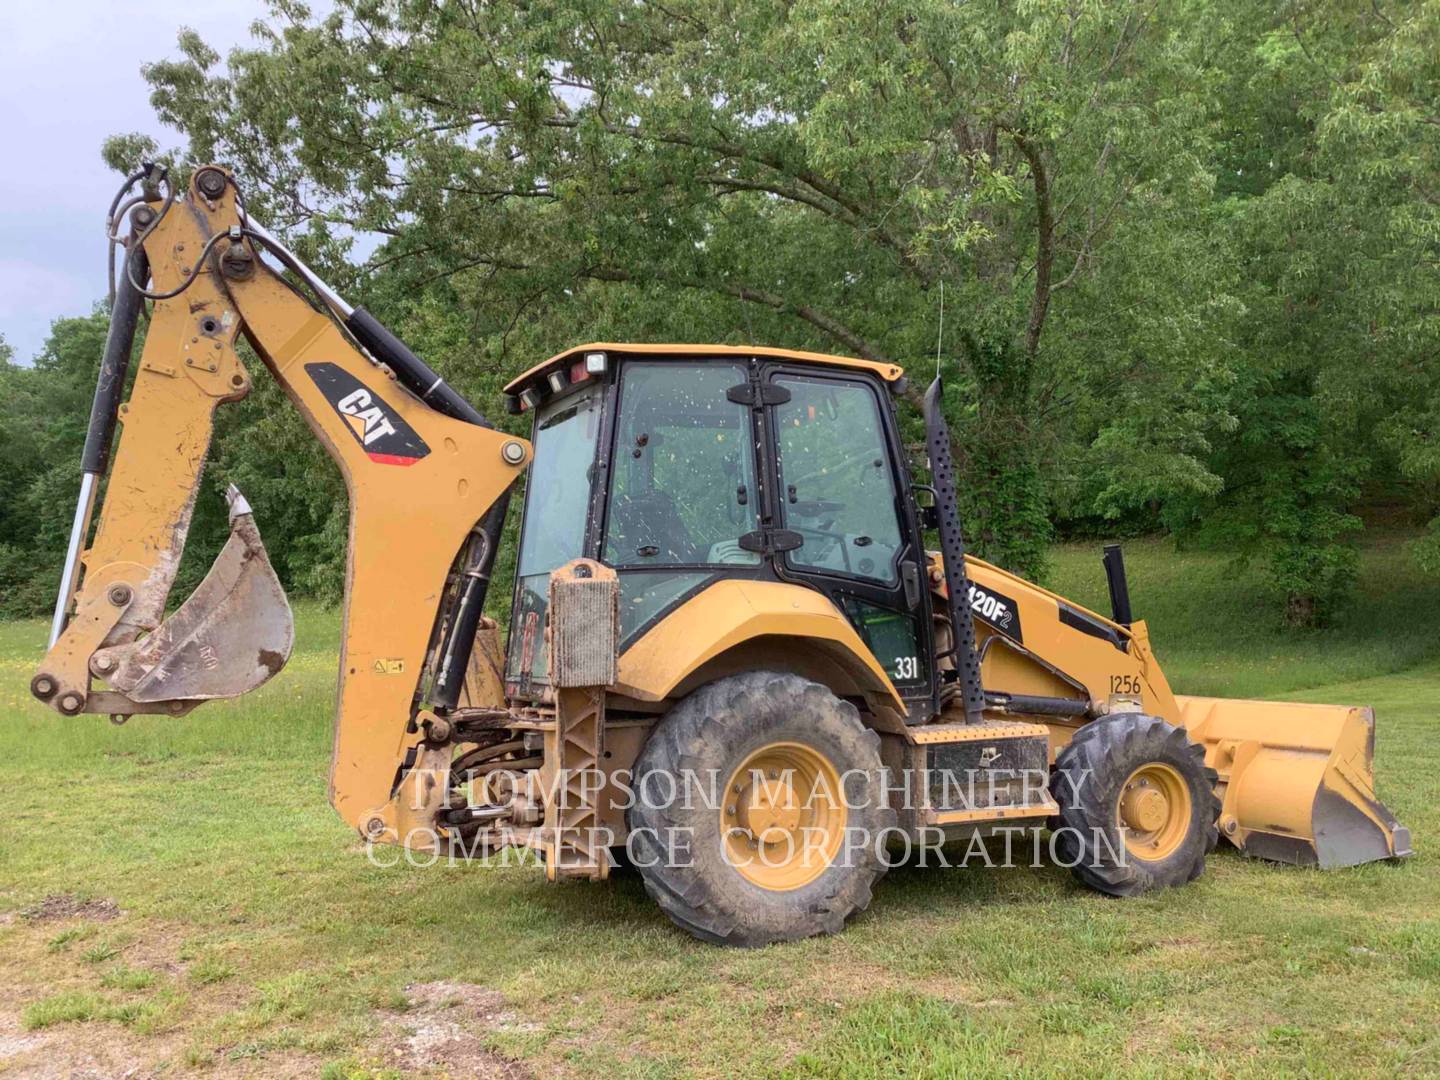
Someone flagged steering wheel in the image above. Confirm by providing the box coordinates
[790,524,853,573]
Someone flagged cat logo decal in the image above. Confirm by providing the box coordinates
[305,363,431,466]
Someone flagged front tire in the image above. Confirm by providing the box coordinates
[1051,713,1219,897]
[626,672,895,946]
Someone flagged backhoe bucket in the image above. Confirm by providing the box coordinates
[1177,696,1412,868]
[93,486,294,702]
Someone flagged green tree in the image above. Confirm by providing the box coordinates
[0,316,114,617]
[1159,0,1440,625]
[133,0,1240,581]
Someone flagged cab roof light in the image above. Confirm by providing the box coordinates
[547,369,569,394]
[584,350,608,375]
[519,386,542,411]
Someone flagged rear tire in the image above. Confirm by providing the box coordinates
[626,672,895,946]
[1050,713,1219,897]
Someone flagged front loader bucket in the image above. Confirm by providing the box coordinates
[93,486,294,702]
[1177,696,1412,868]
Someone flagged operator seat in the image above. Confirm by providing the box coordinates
[607,489,696,563]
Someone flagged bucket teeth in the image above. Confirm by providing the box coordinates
[93,490,293,701]
[224,482,252,520]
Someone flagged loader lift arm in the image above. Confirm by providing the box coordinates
[32,165,530,844]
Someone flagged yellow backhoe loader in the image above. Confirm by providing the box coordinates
[32,166,1410,945]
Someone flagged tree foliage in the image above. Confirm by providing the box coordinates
[3,0,1437,628]
[132,0,1247,581]
[1183,0,1440,623]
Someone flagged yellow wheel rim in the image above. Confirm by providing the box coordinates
[1117,763,1191,861]
[721,741,847,891]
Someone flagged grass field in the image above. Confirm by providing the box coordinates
[1,532,1436,1077]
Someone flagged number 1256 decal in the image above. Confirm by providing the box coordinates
[1109,673,1143,696]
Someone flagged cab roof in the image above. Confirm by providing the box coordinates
[502,342,905,396]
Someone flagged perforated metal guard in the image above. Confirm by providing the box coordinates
[922,377,987,723]
[548,562,619,688]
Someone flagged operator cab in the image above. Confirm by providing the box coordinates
[503,345,935,716]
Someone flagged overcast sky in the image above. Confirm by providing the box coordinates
[0,0,265,363]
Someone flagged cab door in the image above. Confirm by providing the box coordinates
[764,367,935,715]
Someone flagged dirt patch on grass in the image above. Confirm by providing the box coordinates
[0,1037,148,1079]
[0,1031,47,1059]
[0,1003,158,1080]
[21,895,121,923]
[380,981,532,1078]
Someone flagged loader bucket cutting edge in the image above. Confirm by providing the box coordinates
[1176,695,1412,868]
[93,486,294,702]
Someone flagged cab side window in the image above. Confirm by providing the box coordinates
[603,363,760,567]
[773,375,903,585]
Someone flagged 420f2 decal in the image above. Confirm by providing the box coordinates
[967,582,1023,643]
[305,363,431,467]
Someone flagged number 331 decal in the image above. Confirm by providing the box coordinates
[893,656,920,680]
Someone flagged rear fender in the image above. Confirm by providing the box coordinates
[614,579,905,714]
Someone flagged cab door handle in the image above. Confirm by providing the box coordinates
[901,560,921,609]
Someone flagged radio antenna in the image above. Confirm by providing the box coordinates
[934,281,945,380]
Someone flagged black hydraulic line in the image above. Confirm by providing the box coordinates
[82,245,149,474]
[105,168,150,226]
[986,692,1091,718]
[1102,543,1133,627]
[921,377,987,724]
[430,494,512,710]
[105,167,149,305]
[345,307,489,428]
